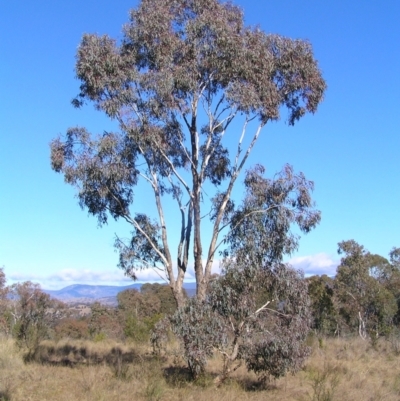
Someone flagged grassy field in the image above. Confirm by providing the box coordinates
[1,335,400,401]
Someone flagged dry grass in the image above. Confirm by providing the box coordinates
[30,338,141,367]
[0,335,400,401]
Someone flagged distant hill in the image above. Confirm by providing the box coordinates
[44,283,142,301]
[43,282,196,304]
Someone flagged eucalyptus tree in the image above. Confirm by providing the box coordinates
[51,0,326,306]
[307,274,337,335]
[8,282,64,354]
[376,247,400,325]
[335,240,397,339]
[167,166,317,379]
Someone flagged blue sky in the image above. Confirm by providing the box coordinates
[1,0,399,289]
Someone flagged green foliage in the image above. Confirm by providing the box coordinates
[378,247,400,325]
[118,289,161,319]
[0,268,5,294]
[117,287,168,343]
[93,332,107,342]
[168,261,311,381]
[141,283,186,315]
[166,158,320,377]
[223,164,321,265]
[335,240,398,338]
[170,299,223,378]
[150,317,171,355]
[307,275,338,335]
[124,314,163,343]
[302,242,400,340]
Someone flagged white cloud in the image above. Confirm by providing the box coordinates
[48,269,131,283]
[8,269,133,290]
[8,264,196,290]
[8,255,335,290]
[288,253,338,276]
[133,268,169,283]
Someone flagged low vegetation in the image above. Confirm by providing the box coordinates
[1,241,400,399]
[1,335,400,401]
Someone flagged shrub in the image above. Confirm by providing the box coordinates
[55,318,90,340]
[169,260,311,381]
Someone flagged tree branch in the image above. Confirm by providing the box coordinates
[201,122,265,291]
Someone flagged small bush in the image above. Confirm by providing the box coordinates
[307,363,340,401]
[93,332,107,342]
[170,262,311,381]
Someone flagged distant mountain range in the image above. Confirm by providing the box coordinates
[43,282,197,304]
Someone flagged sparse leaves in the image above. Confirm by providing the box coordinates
[223,164,321,265]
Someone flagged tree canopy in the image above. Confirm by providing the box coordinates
[50,0,326,305]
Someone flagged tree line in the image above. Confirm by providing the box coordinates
[307,241,400,339]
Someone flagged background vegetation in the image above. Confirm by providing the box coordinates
[1,241,400,399]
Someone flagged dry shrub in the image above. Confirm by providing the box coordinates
[54,318,89,340]
[305,362,340,401]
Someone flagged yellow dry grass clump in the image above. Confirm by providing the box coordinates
[0,335,399,401]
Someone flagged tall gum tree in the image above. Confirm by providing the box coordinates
[50,0,326,306]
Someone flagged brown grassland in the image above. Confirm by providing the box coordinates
[1,335,400,401]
